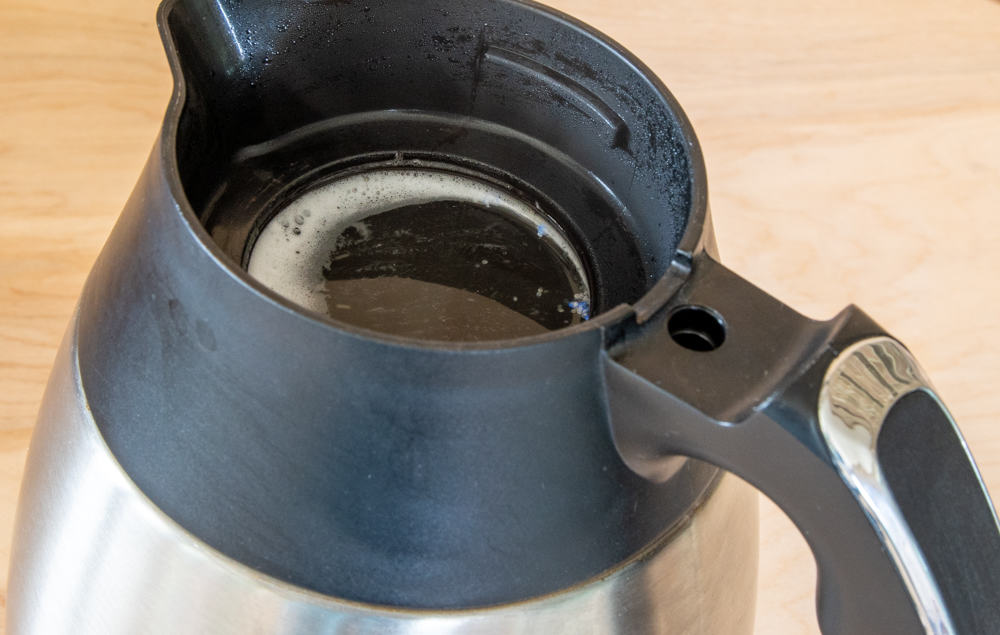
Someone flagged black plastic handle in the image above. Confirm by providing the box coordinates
[604,256,1000,634]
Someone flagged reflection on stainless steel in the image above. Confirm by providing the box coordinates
[818,337,965,635]
[7,315,758,634]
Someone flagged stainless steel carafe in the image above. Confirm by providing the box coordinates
[7,1,999,633]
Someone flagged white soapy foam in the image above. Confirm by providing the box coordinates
[247,167,589,317]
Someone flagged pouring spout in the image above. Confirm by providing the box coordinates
[159,0,249,82]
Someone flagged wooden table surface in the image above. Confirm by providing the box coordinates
[2,0,999,632]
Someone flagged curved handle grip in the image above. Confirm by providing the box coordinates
[605,257,1000,634]
[819,337,1000,634]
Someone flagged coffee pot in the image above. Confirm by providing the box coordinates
[7,0,999,633]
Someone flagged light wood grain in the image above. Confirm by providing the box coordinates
[2,0,998,632]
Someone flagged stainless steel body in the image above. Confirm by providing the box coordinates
[7,318,758,635]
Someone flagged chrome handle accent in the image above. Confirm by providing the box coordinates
[818,337,999,635]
